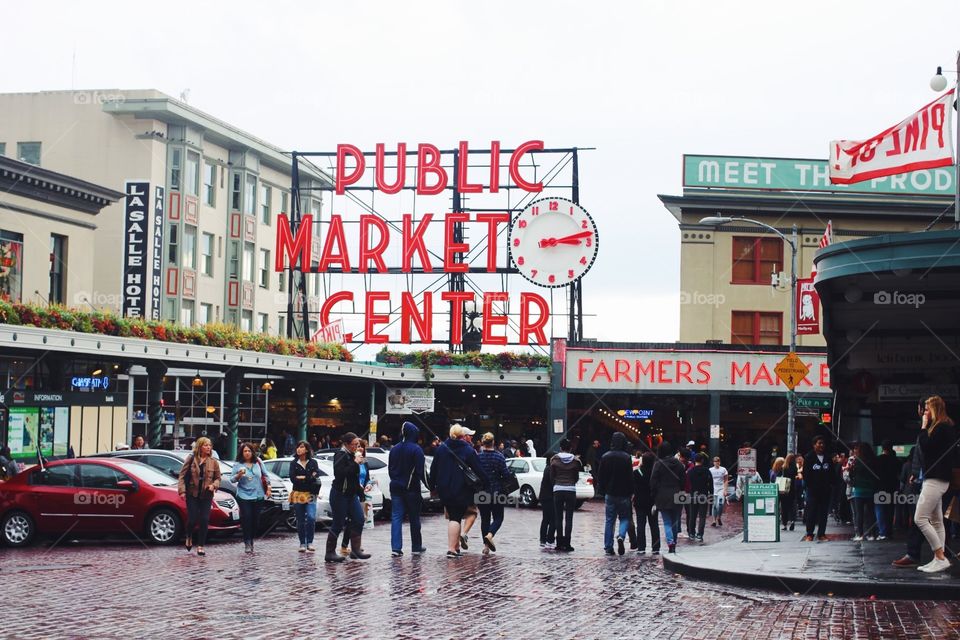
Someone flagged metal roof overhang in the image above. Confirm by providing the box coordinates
[0,325,548,387]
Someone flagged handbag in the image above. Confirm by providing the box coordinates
[257,460,270,496]
[500,466,520,495]
[445,444,483,491]
[776,476,791,494]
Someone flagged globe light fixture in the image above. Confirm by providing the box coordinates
[931,66,948,92]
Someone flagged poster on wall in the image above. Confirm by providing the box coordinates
[7,407,41,460]
[384,388,435,415]
[0,232,24,303]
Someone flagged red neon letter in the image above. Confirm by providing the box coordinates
[457,141,482,194]
[577,358,594,381]
[400,291,432,344]
[375,143,406,195]
[489,140,501,193]
[416,143,447,195]
[364,291,391,344]
[319,291,354,342]
[318,215,352,272]
[475,212,510,273]
[359,215,389,273]
[401,213,433,273]
[274,214,312,271]
[509,140,544,192]
[444,213,470,272]
[481,292,509,346]
[519,292,549,345]
[335,144,365,195]
[441,291,474,345]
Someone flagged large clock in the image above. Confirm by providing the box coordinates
[508,197,598,288]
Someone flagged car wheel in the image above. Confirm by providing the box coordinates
[2,511,35,547]
[146,508,182,545]
[284,512,298,532]
[519,485,538,507]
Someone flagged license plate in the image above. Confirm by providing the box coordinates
[231,511,239,520]
[282,500,290,511]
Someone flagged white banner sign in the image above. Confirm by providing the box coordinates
[312,319,345,344]
[565,349,830,393]
[830,90,954,185]
[384,387,435,415]
[877,384,959,402]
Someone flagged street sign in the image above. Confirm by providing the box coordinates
[774,352,810,391]
[796,396,832,410]
[743,483,780,543]
[737,447,757,476]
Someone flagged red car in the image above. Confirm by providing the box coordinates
[0,457,240,547]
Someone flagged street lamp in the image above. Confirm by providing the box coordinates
[929,54,960,229]
[699,215,799,454]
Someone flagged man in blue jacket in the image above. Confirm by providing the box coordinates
[388,421,427,557]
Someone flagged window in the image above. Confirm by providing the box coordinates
[278,271,286,293]
[241,310,253,332]
[170,148,182,190]
[181,299,195,326]
[185,151,200,197]
[0,230,25,303]
[278,314,286,335]
[17,142,41,166]
[201,233,214,276]
[506,460,529,474]
[164,298,177,322]
[259,249,270,288]
[244,175,256,215]
[228,241,240,278]
[182,226,197,270]
[225,308,238,325]
[203,162,216,206]
[31,464,78,486]
[49,234,67,305]
[731,311,783,346]
[280,191,288,214]
[243,242,255,282]
[231,173,242,211]
[258,312,269,333]
[80,463,128,489]
[732,237,783,284]
[140,454,182,478]
[261,185,272,225]
[0,143,5,156]
[198,303,213,325]
[167,224,179,264]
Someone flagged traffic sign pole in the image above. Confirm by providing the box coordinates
[788,224,797,455]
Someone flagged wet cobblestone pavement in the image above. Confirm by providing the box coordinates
[2,501,958,639]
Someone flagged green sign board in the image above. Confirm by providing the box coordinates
[796,397,832,410]
[743,482,779,543]
[684,154,954,196]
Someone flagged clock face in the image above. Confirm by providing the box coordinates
[508,197,598,288]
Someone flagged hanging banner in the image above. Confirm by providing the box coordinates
[384,387,435,415]
[797,277,820,335]
[312,319,345,344]
[122,181,150,317]
[830,90,954,185]
[149,186,165,321]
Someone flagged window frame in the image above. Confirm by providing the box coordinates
[261,184,272,225]
[182,225,197,270]
[730,311,783,346]
[200,232,214,277]
[258,249,270,288]
[731,236,783,285]
[185,150,200,197]
[17,142,41,166]
[203,162,217,207]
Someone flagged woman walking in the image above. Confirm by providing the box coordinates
[477,432,512,554]
[177,436,221,557]
[428,424,488,558]
[780,454,799,531]
[846,442,877,541]
[290,440,321,552]
[651,441,685,554]
[340,439,372,556]
[231,442,271,553]
[915,396,956,573]
[324,432,370,562]
[632,452,660,554]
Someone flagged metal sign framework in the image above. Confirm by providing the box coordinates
[285,146,592,352]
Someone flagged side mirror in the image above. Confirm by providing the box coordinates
[117,479,136,491]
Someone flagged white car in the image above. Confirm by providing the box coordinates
[262,457,382,527]
[505,457,595,508]
[316,451,429,515]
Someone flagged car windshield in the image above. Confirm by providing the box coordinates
[110,460,178,486]
[531,459,546,472]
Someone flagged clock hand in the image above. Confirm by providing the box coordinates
[538,230,593,248]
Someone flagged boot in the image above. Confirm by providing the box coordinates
[349,532,371,560]
[324,533,346,563]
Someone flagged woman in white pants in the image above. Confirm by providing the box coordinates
[914,396,956,573]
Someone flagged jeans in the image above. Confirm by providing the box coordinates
[292,499,317,545]
[635,503,659,552]
[689,502,708,538]
[661,508,678,545]
[553,491,577,543]
[329,489,364,537]
[672,508,682,539]
[185,493,213,546]
[915,479,950,553]
[237,498,262,545]
[780,493,795,527]
[805,492,830,537]
[711,494,725,520]
[874,503,893,538]
[479,503,505,538]
[603,496,632,550]
[540,496,556,544]
[851,496,876,537]
[390,490,423,552]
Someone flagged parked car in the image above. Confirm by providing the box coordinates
[93,449,288,533]
[260,457,332,529]
[504,457,594,508]
[0,458,240,547]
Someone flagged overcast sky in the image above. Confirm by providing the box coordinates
[5,0,960,351]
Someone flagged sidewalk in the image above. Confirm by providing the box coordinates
[662,521,960,600]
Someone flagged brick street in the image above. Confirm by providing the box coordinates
[1,501,958,639]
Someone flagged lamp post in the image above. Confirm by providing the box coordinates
[699,215,799,454]
[929,53,960,229]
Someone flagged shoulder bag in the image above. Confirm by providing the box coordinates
[445,444,483,491]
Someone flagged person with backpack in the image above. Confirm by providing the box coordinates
[230,441,271,553]
[597,432,634,555]
[651,441,685,554]
[477,432,514,554]
[429,424,488,558]
[388,421,427,557]
[0,446,19,481]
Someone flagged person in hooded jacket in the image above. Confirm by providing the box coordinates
[632,451,659,554]
[539,463,556,547]
[651,440,685,553]
[597,432,634,555]
[388,421,427,557]
[429,424,489,558]
[687,453,713,542]
[324,432,369,562]
[551,438,584,552]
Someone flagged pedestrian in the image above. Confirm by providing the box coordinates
[231,442,270,553]
[290,440,321,553]
[736,468,763,500]
[428,424,488,558]
[676,448,693,539]
[388,421,427,557]
[651,441,685,554]
[892,443,926,568]
[584,439,601,473]
[261,438,278,460]
[0,446,19,481]
[177,436,221,557]
[913,395,956,573]
[769,456,784,483]
[633,451,660,554]
[802,436,835,542]
[831,451,851,525]
[780,454,799,531]
[477,432,513,554]
[709,456,729,527]
[687,453,712,542]
[845,442,877,541]
[340,439,372,557]
[526,437,537,459]
[281,429,296,457]
[539,462,556,548]
[597,432,634,555]
[131,435,146,450]
[511,440,523,458]
[550,438,584,552]
[379,435,392,451]
[324,432,370,562]
[875,440,902,541]
[502,440,516,458]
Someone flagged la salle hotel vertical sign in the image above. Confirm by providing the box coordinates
[122,181,164,318]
